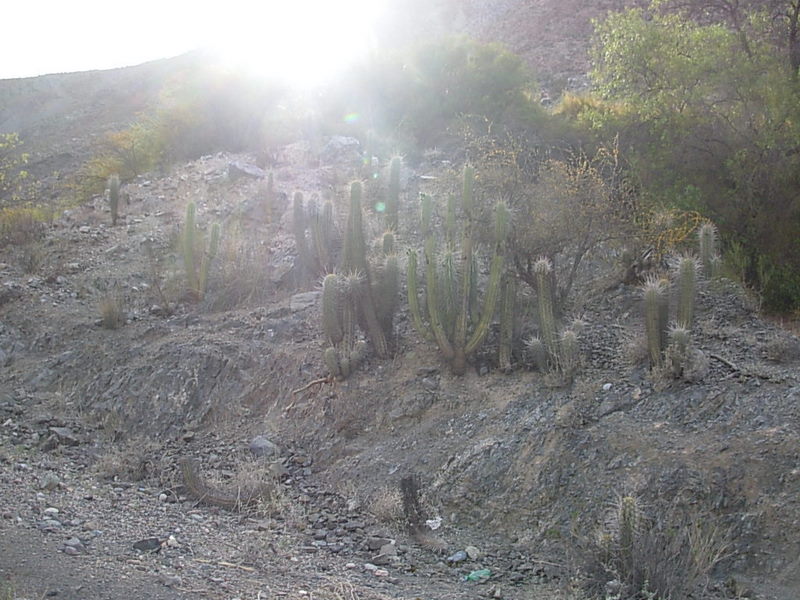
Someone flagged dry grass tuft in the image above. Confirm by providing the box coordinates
[99,293,124,329]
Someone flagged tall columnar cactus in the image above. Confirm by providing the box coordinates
[374,231,399,342]
[182,202,220,301]
[322,273,367,379]
[498,274,517,373]
[534,257,557,357]
[198,222,220,297]
[292,192,311,284]
[407,165,508,375]
[341,181,389,358]
[698,222,718,278]
[643,275,669,367]
[676,254,698,328]
[386,156,401,232]
[309,198,335,274]
[108,174,120,226]
[183,202,198,295]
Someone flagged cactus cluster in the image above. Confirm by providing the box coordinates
[407,165,508,375]
[642,253,699,375]
[698,221,718,278]
[292,191,336,284]
[320,182,399,379]
[108,174,120,226]
[524,257,582,381]
[321,273,368,379]
[182,202,221,301]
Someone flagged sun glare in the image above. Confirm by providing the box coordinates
[209,0,388,88]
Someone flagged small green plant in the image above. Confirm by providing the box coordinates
[407,165,508,375]
[108,173,120,226]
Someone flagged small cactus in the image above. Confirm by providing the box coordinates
[525,336,549,373]
[559,329,580,381]
[643,275,669,367]
[321,273,368,379]
[108,174,120,226]
[198,222,220,296]
[698,222,718,277]
[667,324,691,378]
[675,254,698,328]
[292,192,311,284]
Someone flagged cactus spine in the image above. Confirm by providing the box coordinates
[108,174,120,226]
[386,156,401,232]
[643,275,669,367]
[407,166,507,375]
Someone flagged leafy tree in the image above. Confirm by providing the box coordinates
[588,4,800,310]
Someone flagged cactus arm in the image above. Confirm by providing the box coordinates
[465,252,504,356]
[425,237,455,360]
[407,250,432,341]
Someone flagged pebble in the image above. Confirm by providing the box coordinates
[40,473,60,491]
[465,545,481,560]
[602,383,613,391]
[249,435,280,458]
[43,507,59,516]
[363,563,378,572]
[374,569,389,577]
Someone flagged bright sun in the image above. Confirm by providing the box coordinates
[209,0,388,88]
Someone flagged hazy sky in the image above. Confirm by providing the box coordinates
[2,1,388,83]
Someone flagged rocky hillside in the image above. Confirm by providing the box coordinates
[2,3,800,599]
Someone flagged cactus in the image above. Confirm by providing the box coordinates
[643,275,669,367]
[407,165,507,375]
[525,336,549,373]
[108,174,120,226]
[498,274,517,373]
[374,231,399,343]
[309,198,335,274]
[559,328,580,381]
[667,324,691,378]
[292,192,311,284]
[341,181,390,357]
[698,222,717,277]
[198,223,220,298]
[676,254,698,328]
[182,202,220,301]
[183,202,198,296]
[386,156,401,232]
[534,257,557,358]
[321,273,368,379]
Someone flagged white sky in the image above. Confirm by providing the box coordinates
[2,1,389,84]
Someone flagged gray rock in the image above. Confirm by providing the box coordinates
[465,545,481,560]
[133,537,161,552]
[48,427,80,446]
[290,291,320,312]
[366,536,393,551]
[227,161,267,181]
[249,435,280,458]
[40,473,60,491]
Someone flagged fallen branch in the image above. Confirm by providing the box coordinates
[709,353,739,372]
[194,558,256,573]
[291,376,334,396]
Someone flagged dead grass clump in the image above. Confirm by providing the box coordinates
[99,293,124,329]
[367,485,405,526]
[763,333,800,363]
[0,205,49,247]
[93,438,161,483]
[573,496,732,600]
